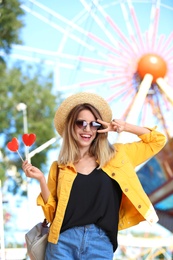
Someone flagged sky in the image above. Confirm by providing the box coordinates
[4,0,173,249]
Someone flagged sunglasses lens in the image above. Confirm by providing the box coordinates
[91,122,101,130]
[75,120,86,129]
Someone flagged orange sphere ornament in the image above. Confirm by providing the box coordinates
[137,54,167,83]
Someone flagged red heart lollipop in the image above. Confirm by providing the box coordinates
[7,137,19,151]
[7,137,24,161]
[22,133,36,146]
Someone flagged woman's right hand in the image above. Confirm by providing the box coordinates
[22,160,44,181]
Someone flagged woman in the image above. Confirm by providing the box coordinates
[22,92,166,260]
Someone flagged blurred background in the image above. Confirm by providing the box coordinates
[0,0,173,259]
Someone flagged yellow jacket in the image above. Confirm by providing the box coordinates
[37,128,166,244]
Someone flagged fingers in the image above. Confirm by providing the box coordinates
[112,119,125,133]
[97,118,125,133]
[111,120,120,132]
[97,128,108,133]
[22,160,31,170]
[22,160,33,176]
[96,119,109,133]
[97,119,109,127]
[97,118,118,133]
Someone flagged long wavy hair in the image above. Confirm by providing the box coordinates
[58,103,115,168]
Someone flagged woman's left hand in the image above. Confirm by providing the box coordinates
[97,119,126,133]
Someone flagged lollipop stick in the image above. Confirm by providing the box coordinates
[17,150,24,162]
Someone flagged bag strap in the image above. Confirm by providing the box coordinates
[56,163,59,194]
[42,163,59,227]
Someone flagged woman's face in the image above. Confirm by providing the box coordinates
[74,109,98,149]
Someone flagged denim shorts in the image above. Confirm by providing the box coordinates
[45,224,113,260]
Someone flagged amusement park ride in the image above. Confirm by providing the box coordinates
[5,0,173,258]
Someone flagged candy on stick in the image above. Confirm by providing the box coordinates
[7,137,24,161]
[22,133,36,147]
[22,133,36,161]
[7,133,36,161]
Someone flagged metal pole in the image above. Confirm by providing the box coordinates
[22,108,29,161]
[16,103,31,230]
[16,103,30,162]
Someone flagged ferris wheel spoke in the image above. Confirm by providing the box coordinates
[117,41,136,59]
[80,0,118,47]
[148,3,160,51]
[106,64,128,72]
[78,56,116,67]
[158,31,173,54]
[110,75,134,90]
[88,33,133,60]
[162,45,173,58]
[120,2,135,37]
[156,78,173,105]
[166,73,173,86]
[105,15,134,52]
[155,34,166,52]
[167,54,173,63]
[128,4,145,53]
[61,76,120,90]
[122,86,136,102]
[121,101,134,121]
[120,2,144,55]
[106,86,132,103]
[79,76,119,87]
[145,31,151,53]
[87,33,120,54]
[150,8,160,51]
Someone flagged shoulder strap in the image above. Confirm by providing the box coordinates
[56,163,59,191]
[42,163,59,226]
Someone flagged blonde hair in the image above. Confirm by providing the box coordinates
[58,104,115,168]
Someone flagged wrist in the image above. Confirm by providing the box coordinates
[39,174,46,183]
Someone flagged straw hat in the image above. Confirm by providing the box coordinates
[54,92,112,136]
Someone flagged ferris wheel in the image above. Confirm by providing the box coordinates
[10,0,173,142]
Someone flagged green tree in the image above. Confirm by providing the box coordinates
[0,0,62,195]
[0,0,24,54]
[0,63,61,190]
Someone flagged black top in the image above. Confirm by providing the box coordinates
[61,168,122,251]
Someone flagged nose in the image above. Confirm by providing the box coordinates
[83,123,91,131]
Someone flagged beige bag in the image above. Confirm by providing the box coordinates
[25,219,49,260]
[25,165,59,259]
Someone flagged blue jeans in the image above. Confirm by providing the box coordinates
[45,224,113,260]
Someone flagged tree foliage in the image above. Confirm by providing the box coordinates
[0,0,62,194]
[0,63,61,189]
[0,0,24,54]
[1,63,59,160]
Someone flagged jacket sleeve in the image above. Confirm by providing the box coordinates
[123,127,167,167]
[36,161,58,223]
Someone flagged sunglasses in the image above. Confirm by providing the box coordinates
[75,120,101,131]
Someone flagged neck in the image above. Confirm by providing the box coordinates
[79,151,89,159]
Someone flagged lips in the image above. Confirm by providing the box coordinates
[80,134,92,140]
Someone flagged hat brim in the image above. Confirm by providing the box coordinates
[54,92,112,136]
